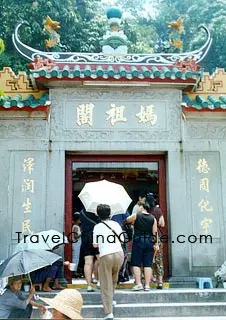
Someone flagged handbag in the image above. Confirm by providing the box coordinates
[123,223,133,242]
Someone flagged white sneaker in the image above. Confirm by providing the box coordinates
[97,280,100,288]
[112,300,117,306]
[132,283,143,291]
[103,313,114,320]
[87,285,95,292]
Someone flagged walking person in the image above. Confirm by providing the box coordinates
[93,204,124,320]
[0,276,46,319]
[146,193,165,289]
[80,208,100,292]
[72,212,82,276]
[127,201,157,291]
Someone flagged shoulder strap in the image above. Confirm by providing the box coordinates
[80,210,97,225]
[101,221,122,243]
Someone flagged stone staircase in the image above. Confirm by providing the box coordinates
[32,288,226,319]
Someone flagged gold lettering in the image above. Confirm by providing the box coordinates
[23,158,35,175]
[106,104,127,126]
[200,178,210,192]
[200,217,213,234]
[196,158,210,174]
[198,199,213,212]
[22,219,33,234]
[22,179,35,193]
[22,198,32,214]
[76,103,94,127]
[136,105,157,125]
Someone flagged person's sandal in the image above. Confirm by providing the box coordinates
[157,283,163,289]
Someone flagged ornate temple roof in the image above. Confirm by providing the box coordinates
[2,10,224,115]
[0,67,50,117]
[182,69,226,111]
[0,92,49,109]
[29,60,202,83]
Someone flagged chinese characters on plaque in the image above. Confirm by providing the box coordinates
[21,157,35,234]
[196,158,213,234]
[76,103,158,127]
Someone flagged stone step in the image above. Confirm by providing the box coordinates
[81,302,226,318]
[37,288,226,304]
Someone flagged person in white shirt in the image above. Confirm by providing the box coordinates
[132,192,146,215]
[93,204,124,320]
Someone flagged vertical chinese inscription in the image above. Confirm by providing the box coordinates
[196,158,213,234]
[21,157,35,234]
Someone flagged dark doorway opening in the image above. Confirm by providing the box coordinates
[65,154,168,282]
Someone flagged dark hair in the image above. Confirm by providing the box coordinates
[96,204,111,220]
[146,193,155,209]
[73,212,80,222]
[138,200,150,211]
[138,191,146,198]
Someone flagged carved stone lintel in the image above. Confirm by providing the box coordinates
[50,88,181,142]
[185,121,226,139]
[0,121,47,139]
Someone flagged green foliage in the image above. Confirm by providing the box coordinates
[0,0,225,72]
[152,0,226,71]
[0,0,105,69]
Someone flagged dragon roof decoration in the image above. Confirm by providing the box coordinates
[12,22,212,66]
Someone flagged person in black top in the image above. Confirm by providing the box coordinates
[80,209,100,292]
[126,201,157,291]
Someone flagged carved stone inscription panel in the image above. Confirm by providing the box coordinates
[185,152,223,267]
[9,151,47,240]
[50,88,181,142]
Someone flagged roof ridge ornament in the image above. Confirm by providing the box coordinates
[101,8,129,55]
[12,21,212,66]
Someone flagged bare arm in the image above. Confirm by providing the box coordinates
[126,214,137,224]
[72,225,81,240]
[159,215,165,228]
[25,287,35,305]
[152,218,157,236]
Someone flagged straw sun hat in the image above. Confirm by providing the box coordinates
[40,289,83,319]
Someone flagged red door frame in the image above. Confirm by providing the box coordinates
[65,154,168,282]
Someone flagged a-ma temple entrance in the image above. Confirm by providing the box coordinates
[65,154,167,282]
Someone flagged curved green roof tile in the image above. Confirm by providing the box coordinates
[183,93,226,110]
[0,92,50,109]
[141,66,151,77]
[119,66,127,77]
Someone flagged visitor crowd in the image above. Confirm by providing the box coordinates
[0,192,165,320]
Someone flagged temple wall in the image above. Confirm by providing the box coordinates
[0,87,225,278]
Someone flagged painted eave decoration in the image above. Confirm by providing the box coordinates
[28,57,203,83]
[182,69,226,113]
[0,67,50,117]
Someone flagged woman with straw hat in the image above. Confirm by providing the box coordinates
[40,289,83,319]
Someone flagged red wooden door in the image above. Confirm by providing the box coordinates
[65,154,168,282]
